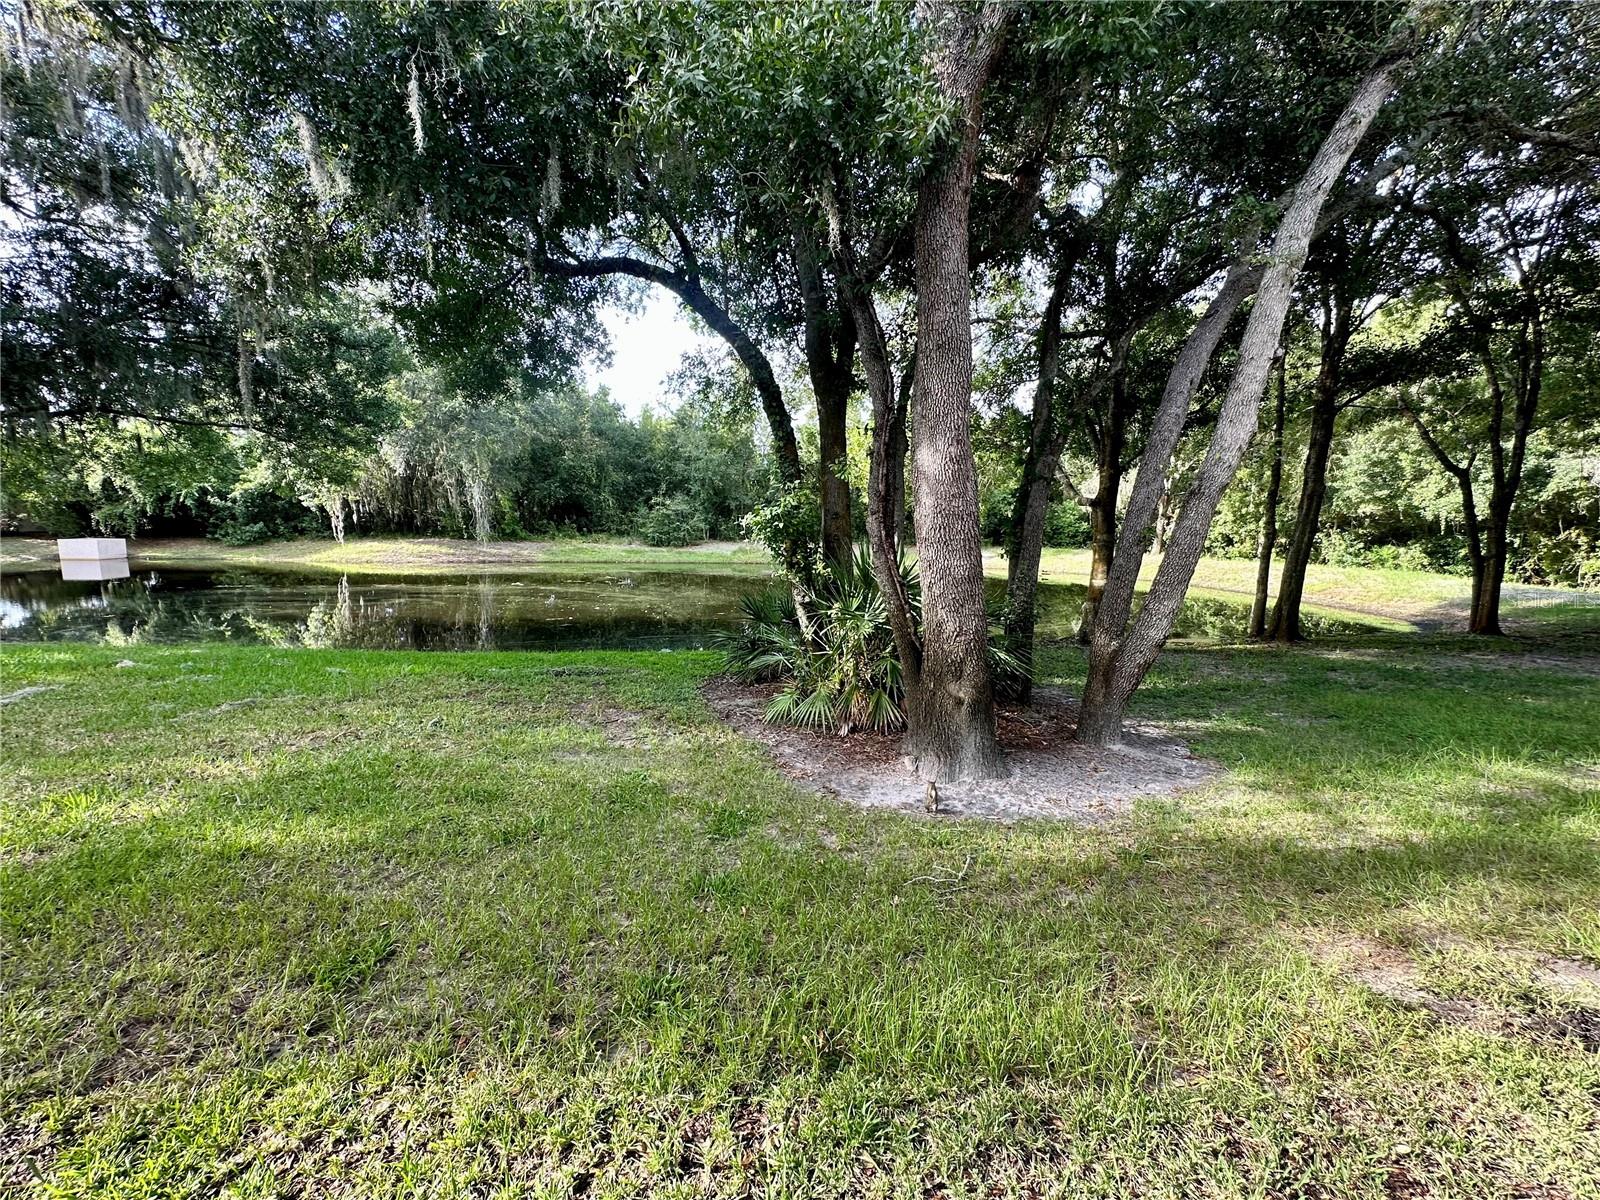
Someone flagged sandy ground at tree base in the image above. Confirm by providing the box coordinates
[702,679,1218,823]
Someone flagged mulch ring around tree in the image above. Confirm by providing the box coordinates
[700,679,1218,823]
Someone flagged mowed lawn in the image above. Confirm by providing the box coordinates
[2,635,1598,1198]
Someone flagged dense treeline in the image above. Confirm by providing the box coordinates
[3,0,1596,776]
[3,362,773,547]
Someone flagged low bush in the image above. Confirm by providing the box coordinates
[718,547,1025,734]
[635,495,709,547]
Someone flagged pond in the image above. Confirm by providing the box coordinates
[0,562,1375,651]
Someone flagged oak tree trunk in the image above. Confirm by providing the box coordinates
[797,243,858,567]
[1269,300,1350,642]
[816,375,854,568]
[1076,51,1408,744]
[900,0,1010,781]
[1076,375,1127,644]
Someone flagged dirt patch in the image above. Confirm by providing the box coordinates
[1314,934,1511,1037]
[701,679,1216,823]
[587,704,654,748]
[1309,933,1600,1052]
[0,685,59,706]
[1415,649,1600,679]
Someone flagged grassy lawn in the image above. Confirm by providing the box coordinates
[3,635,1598,1197]
[1011,548,1600,635]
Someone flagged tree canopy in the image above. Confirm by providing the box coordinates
[5,0,1596,776]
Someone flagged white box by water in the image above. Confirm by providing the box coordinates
[57,538,128,560]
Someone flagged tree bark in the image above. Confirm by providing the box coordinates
[816,369,854,568]
[1269,297,1351,642]
[1248,352,1288,639]
[1076,371,1128,644]
[1076,50,1408,746]
[900,0,1011,781]
[889,355,912,550]
[796,240,858,565]
[822,189,922,688]
[1001,264,1072,700]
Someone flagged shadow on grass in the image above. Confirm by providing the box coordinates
[2,638,1597,1194]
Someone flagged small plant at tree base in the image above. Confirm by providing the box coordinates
[717,547,1026,735]
[741,484,823,593]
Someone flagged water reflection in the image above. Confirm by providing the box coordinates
[0,564,1373,651]
[0,565,773,650]
[60,557,132,582]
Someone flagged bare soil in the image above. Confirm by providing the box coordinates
[701,679,1217,823]
[1308,932,1600,1052]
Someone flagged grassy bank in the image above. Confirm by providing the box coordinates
[3,637,1597,1197]
[1009,547,1600,635]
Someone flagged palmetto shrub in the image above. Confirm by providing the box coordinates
[717,547,1025,734]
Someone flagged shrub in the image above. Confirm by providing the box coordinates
[1518,527,1600,589]
[717,547,1025,735]
[207,480,321,544]
[742,484,822,583]
[635,496,709,547]
[1043,499,1091,548]
[217,521,272,546]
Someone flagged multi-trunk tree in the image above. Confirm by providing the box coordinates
[1075,14,1425,744]
[87,0,1595,761]
[997,3,1429,688]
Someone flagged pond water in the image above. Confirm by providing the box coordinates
[0,563,1373,651]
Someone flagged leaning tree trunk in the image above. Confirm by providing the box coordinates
[900,0,1011,781]
[1076,50,1409,746]
[1269,302,1350,642]
[541,253,803,489]
[1248,353,1288,639]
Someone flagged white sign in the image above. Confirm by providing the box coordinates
[57,537,129,560]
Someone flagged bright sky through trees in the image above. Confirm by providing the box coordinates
[586,292,720,416]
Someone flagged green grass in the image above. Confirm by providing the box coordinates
[1013,547,1599,635]
[3,635,1598,1197]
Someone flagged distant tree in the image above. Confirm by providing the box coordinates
[1396,142,1599,631]
[1265,211,1421,642]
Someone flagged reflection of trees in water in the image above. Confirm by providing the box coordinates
[299,575,356,648]
[2,575,246,644]
[270,574,498,650]
[4,566,1365,651]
